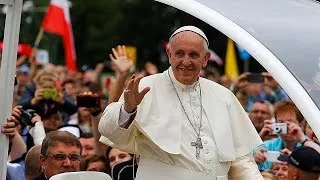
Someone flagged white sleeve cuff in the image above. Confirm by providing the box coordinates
[118,104,136,126]
[29,121,46,145]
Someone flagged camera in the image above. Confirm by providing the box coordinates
[272,123,287,134]
[42,88,58,100]
[77,93,100,108]
[247,73,265,83]
[20,109,36,127]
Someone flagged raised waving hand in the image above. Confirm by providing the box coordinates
[123,74,150,113]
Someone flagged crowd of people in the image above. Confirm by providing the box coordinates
[1,26,320,180]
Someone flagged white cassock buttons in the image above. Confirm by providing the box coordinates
[205,150,210,154]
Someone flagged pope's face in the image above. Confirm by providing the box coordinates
[167,31,210,85]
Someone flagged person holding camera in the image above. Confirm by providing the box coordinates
[18,70,77,118]
[12,105,46,146]
[254,100,307,171]
[3,115,23,180]
[68,90,103,133]
[232,72,289,112]
[76,91,107,156]
[7,105,48,179]
[262,72,289,103]
[3,110,32,180]
[2,114,25,158]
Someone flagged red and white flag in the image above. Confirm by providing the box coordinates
[41,0,77,71]
[208,49,223,65]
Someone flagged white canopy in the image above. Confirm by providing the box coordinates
[155,0,320,139]
[0,0,23,179]
[50,171,112,180]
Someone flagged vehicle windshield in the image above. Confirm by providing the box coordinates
[194,0,320,108]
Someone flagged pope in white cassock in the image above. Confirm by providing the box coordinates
[98,26,263,180]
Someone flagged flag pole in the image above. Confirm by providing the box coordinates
[28,28,44,78]
[33,28,44,48]
[244,60,249,72]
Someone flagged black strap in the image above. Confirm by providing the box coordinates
[301,138,309,146]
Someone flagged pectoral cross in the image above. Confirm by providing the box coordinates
[191,137,203,159]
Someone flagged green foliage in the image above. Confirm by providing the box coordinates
[1,0,230,71]
[72,0,123,69]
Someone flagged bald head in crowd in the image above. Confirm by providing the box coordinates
[25,145,42,180]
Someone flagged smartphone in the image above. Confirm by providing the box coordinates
[42,88,58,100]
[265,151,281,163]
[247,73,264,83]
[77,94,100,108]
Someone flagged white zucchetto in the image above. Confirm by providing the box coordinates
[170,26,209,46]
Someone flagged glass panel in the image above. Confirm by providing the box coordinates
[193,0,320,108]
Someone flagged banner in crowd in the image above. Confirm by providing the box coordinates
[41,0,77,71]
[125,46,137,72]
[36,49,50,64]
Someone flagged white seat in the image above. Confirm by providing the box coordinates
[49,171,112,180]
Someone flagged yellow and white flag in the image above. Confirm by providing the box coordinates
[225,38,239,80]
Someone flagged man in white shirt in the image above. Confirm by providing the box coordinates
[99,26,263,180]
